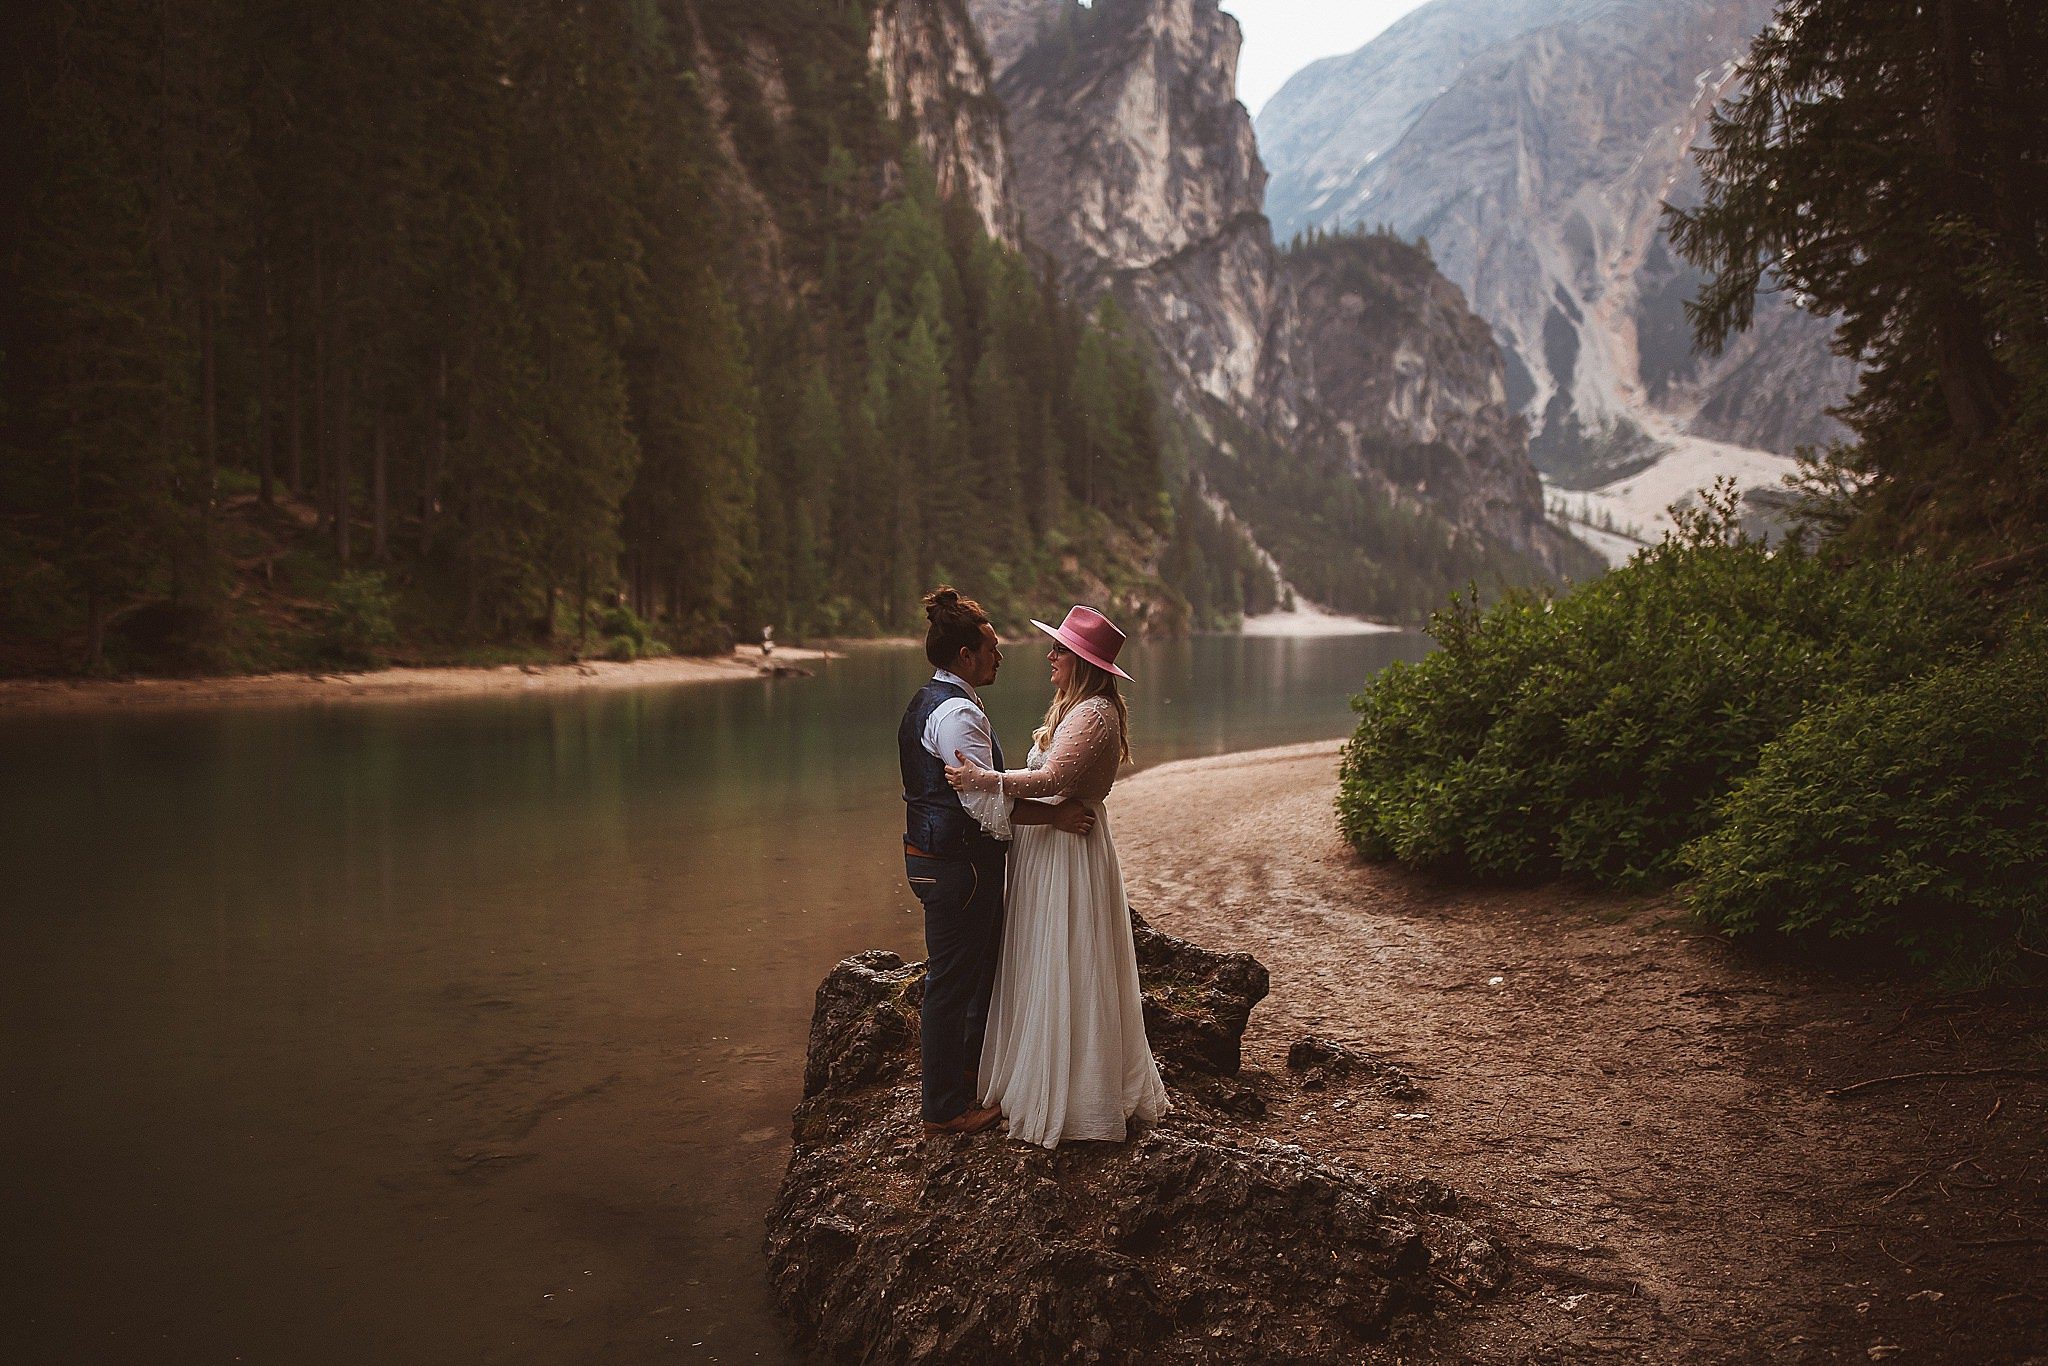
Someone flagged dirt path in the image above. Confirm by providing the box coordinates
[1115,742,2048,1363]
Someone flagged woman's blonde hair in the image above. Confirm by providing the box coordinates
[1033,654,1132,764]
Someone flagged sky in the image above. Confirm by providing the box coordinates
[1218,0,1436,117]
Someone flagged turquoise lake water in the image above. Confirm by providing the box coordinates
[0,630,1429,1364]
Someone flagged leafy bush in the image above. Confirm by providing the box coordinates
[1683,630,2048,977]
[595,602,667,659]
[668,611,735,658]
[320,571,398,667]
[1337,484,1990,886]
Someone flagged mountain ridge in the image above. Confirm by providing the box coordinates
[1257,0,1858,499]
[971,0,1596,608]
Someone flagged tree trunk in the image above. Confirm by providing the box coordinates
[200,256,221,550]
[1929,0,2009,446]
[313,247,329,530]
[84,591,105,671]
[576,567,590,650]
[287,317,303,495]
[372,416,388,562]
[154,0,183,607]
[464,385,482,633]
[334,267,352,565]
[257,250,275,507]
[421,347,448,556]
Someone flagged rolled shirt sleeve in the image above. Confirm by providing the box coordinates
[925,699,1013,842]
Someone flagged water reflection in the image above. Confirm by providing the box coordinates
[0,630,1426,1365]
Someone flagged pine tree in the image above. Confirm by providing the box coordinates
[787,364,843,628]
[1668,0,2048,563]
[14,0,187,666]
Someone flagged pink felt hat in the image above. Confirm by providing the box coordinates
[1030,605,1133,681]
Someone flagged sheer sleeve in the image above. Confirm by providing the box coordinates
[956,698,1117,799]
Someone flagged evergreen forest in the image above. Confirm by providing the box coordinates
[2,0,1278,676]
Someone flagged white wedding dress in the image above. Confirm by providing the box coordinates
[972,695,1168,1147]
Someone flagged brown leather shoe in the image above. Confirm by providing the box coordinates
[922,1103,1002,1136]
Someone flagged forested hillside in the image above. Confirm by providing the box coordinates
[2,0,1255,676]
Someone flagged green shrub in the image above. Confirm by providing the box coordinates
[320,570,398,667]
[1683,631,2048,977]
[598,602,650,646]
[668,611,734,657]
[1337,484,1990,886]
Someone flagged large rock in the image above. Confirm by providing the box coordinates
[1130,909,1268,1076]
[765,914,1506,1363]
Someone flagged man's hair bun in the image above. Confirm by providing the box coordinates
[922,585,991,667]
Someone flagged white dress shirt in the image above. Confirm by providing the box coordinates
[922,669,1012,841]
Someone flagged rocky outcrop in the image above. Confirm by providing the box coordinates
[1286,1036,1424,1101]
[1276,234,1561,564]
[984,0,1584,577]
[966,0,1061,77]
[871,0,1021,247]
[999,0,1276,413]
[765,916,1508,1363]
[1257,0,1856,464]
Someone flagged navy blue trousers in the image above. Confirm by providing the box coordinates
[905,848,1007,1123]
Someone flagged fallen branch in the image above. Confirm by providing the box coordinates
[1957,1236,2048,1249]
[1878,1156,1996,1207]
[1825,1067,2048,1097]
[1962,543,2048,581]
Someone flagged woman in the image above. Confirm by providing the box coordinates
[945,605,1169,1148]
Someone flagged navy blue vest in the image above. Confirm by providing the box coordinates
[900,678,1007,861]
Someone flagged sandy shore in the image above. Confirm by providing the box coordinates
[1115,742,2047,1362]
[1239,604,1400,636]
[0,646,834,715]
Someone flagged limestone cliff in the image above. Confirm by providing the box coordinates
[982,0,1585,579]
[681,0,1021,299]
[966,0,1061,76]
[1258,0,1857,465]
[999,0,1277,414]
[1277,236,1554,559]
[871,0,1020,246]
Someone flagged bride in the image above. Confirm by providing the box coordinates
[945,605,1169,1148]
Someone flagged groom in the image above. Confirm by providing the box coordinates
[901,586,1095,1136]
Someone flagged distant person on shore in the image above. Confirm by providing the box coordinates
[899,588,1096,1136]
[946,604,1168,1148]
[761,625,773,658]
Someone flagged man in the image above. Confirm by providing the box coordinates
[900,586,1095,1136]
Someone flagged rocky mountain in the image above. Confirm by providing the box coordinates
[870,0,1021,246]
[969,0,1591,600]
[1258,0,1858,515]
[969,0,1061,75]
[1276,234,1550,561]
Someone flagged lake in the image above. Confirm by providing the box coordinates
[0,630,1428,1365]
